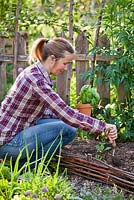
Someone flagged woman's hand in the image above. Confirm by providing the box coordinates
[104,123,118,143]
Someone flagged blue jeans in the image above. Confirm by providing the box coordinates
[0,118,77,168]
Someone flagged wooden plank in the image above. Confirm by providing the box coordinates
[75,32,89,97]
[97,33,110,106]
[0,55,28,62]
[74,54,115,61]
[0,54,115,63]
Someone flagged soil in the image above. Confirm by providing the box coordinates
[61,138,134,199]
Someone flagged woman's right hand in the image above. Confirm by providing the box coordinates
[104,123,118,143]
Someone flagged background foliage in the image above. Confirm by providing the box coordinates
[94,0,134,142]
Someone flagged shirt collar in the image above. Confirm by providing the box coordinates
[36,61,53,87]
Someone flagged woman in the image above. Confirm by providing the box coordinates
[0,37,117,168]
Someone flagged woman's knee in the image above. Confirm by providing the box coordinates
[60,123,77,142]
[62,122,77,135]
[68,126,77,139]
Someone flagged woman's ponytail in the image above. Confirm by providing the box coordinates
[29,38,48,64]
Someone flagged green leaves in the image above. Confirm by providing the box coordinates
[79,85,100,106]
[96,142,112,153]
[0,164,11,181]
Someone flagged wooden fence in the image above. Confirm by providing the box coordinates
[0,31,125,106]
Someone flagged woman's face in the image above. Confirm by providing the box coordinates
[51,54,74,76]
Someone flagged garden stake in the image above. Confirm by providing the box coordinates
[112,140,122,167]
[105,128,117,157]
[112,140,116,157]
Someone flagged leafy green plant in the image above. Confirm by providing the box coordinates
[0,163,11,181]
[77,130,94,140]
[96,142,112,153]
[95,154,103,161]
[78,84,100,106]
[93,102,134,142]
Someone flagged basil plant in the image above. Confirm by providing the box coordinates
[79,85,100,106]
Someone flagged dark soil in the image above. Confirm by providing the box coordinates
[61,138,134,199]
[64,138,134,173]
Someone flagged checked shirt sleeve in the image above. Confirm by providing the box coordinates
[32,78,106,134]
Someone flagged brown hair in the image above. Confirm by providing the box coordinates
[29,37,74,64]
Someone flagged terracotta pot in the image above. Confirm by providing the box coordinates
[76,103,92,116]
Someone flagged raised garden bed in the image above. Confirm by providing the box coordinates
[60,138,134,199]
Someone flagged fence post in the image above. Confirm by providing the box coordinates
[117,47,126,103]
[97,33,110,106]
[75,32,89,98]
[117,81,126,103]
[56,32,72,104]
[15,32,28,75]
[0,62,6,99]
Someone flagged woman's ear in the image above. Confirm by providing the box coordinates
[50,55,56,61]
[49,55,56,66]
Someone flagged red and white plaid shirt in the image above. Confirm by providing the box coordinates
[0,62,106,146]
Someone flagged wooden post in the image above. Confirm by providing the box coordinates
[64,0,74,105]
[75,32,89,98]
[97,33,110,106]
[16,32,28,74]
[117,81,126,103]
[116,47,126,104]
[56,0,74,105]
[0,62,6,99]
[56,32,71,104]
[56,70,68,103]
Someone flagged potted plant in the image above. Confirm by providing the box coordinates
[76,85,100,116]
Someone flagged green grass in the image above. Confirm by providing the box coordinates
[0,135,75,199]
